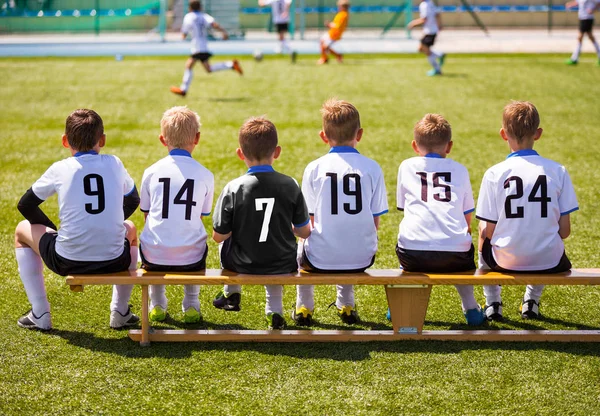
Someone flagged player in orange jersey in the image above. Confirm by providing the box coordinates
[318,0,350,64]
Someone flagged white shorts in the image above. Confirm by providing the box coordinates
[321,34,336,49]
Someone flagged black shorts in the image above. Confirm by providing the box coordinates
[39,231,131,277]
[481,238,572,274]
[396,244,475,273]
[299,247,375,274]
[579,19,594,34]
[191,52,213,62]
[421,34,437,47]
[276,23,289,33]
[140,244,208,272]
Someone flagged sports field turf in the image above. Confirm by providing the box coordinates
[1,54,599,415]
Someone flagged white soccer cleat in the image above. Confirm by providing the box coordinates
[17,309,52,331]
[110,306,140,329]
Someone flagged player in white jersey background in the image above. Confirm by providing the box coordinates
[396,114,484,326]
[565,0,600,65]
[170,0,243,97]
[139,107,214,324]
[476,101,578,321]
[407,0,446,76]
[294,99,388,326]
[258,0,296,60]
[14,109,140,330]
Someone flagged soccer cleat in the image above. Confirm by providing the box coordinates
[183,306,202,324]
[17,309,52,331]
[291,51,297,64]
[464,306,486,326]
[317,58,329,65]
[427,69,442,76]
[291,305,313,326]
[520,299,541,320]
[337,305,359,325]
[565,59,578,65]
[170,86,186,96]
[439,53,446,67]
[149,305,167,322]
[212,290,241,311]
[386,308,391,321]
[232,59,243,75]
[110,306,140,329]
[266,312,286,330]
[483,302,503,321]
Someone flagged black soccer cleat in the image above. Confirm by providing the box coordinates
[520,299,541,320]
[291,305,313,326]
[213,290,241,311]
[483,302,504,322]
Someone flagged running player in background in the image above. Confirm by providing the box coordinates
[407,0,446,76]
[318,0,350,65]
[565,0,600,65]
[170,0,243,97]
[259,0,297,61]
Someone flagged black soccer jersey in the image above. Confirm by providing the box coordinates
[213,165,310,274]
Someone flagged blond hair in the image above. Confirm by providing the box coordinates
[321,98,361,145]
[160,106,201,148]
[502,101,540,143]
[239,117,278,161]
[414,113,452,151]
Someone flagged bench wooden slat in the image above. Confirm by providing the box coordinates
[66,268,600,287]
[128,329,600,343]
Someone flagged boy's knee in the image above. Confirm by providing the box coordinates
[14,220,31,247]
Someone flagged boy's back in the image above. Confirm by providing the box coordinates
[33,152,134,261]
[214,166,309,274]
[477,150,578,271]
[397,155,473,252]
[303,148,387,270]
[140,151,214,266]
[182,11,214,53]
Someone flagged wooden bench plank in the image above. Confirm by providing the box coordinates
[128,329,600,343]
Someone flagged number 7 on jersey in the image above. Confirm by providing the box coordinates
[255,198,275,242]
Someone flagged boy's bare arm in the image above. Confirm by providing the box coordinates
[464,212,472,235]
[558,215,571,239]
[213,230,232,243]
[293,223,311,239]
[373,216,380,230]
[436,14,442,30]
[211,22,229,40]
[407,17,426,29]
[17,188,57,230]
[484,222,496,240]
[565,0,577,8]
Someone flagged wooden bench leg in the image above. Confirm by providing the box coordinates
[140,285,150,347]
[385,285,432,334]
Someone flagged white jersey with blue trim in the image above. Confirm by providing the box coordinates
[302,146,388,271]
[476,149,578,271]
[31,152,135,261]
[140,149,214,266]
[182,11,215,54]
[577,0,598,20]
[263,0,292,24]
[419,0,439,35]
[397,154,475,252]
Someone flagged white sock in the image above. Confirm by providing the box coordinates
[149,285,167,310]
[129,245,138,270]
[181,68,193,91]
[427,54,440,71]
[224,285,241,296]
[336,284,354,309]
[281,39,291,53]
[524,285,544,303]
[265,285,283,315]
[296,285,314,311]
[571,43,582,61]
[16,247,50,316]
[593,40,600,57]
[483,285,502,305]
[182,285,200,312]
[430,49,441,59]
[210,62,233,72]
[454,285,479,311]
[111,285,133,314]
[478,251,490,270]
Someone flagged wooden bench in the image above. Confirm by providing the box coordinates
[66,268,600,346]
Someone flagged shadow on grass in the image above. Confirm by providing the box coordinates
[207,97,251,103]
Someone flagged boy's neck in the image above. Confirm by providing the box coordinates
[70,144,101,156]
[423,152,446,159]
[167,144,195,154]
[507,141,535,153]
[244,158,274,168]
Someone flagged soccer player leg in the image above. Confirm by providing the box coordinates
[110,220,138,327]
[181,57,196,92]
[521,285,544,319]
[455,285,485,326]
[477,221,490,270]
[182,285,201,323]
[149,285,168,321]
[14,221,52,329]
[265,284,284,315]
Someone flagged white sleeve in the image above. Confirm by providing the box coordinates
[301,165,316,215]
[371,168,389,216]
[181,13,192,34]
[475,171,498,223]
[115,157,135,195]
[396,164,405,211]
[559,168,578,215]
[204,13,215,25]
[202,173,215,216]
[419,2,427,18]
[31,163,58,201]
[462,169,475,215]
[140,170,151,213]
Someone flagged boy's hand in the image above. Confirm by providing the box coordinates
[222,32,230,41]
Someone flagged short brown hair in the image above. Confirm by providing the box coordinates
[502,101,540,143]
[65,109,104,152]
[413,114,452,151]
[320,98,361,144]
[161,106,201,148]
[189,0,201,11]
[239,117,278,161]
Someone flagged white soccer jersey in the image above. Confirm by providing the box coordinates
[476,149,578,271]
[31,151,135,262]
[419,0,439,35]
[140,149,214,266]
[182,11,215,54]
[577,0,598,20]
[263,0,292,24]
[302,146,388,270]
[397,154,474,252]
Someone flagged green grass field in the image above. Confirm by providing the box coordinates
[1,54,599,415]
